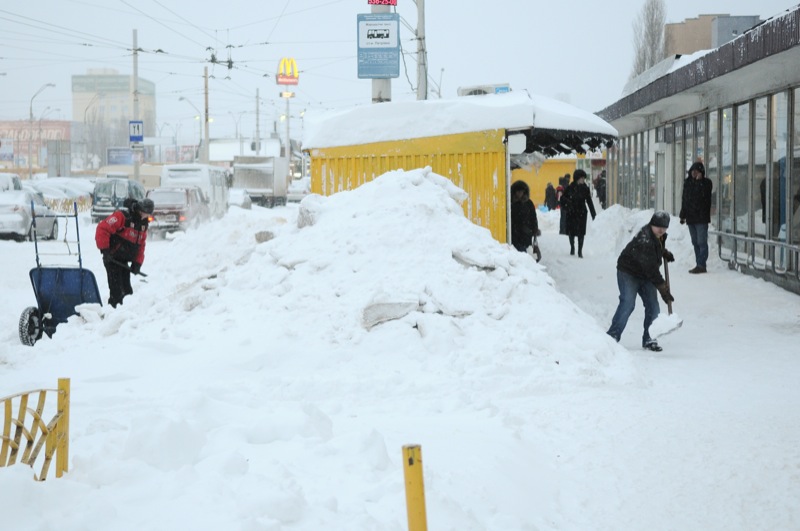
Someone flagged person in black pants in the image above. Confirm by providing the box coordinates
[95,198,153,307]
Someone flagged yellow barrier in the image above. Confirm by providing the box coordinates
[0,378,70,481]
[403,444,428,531]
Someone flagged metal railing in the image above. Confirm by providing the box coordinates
[710,230,800,284]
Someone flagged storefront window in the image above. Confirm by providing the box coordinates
[735,102,751,235]
[674,120,685,212]
[770,92,789,242]
[720,107,734,236]
[707,111,719,220]
[790,88,800,246]
[753,98,769,237]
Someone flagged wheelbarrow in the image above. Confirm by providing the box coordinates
[18,201,102,346]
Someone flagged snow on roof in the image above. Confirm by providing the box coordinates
[302,90,617,150]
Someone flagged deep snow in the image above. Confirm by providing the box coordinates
[1,167,799,530]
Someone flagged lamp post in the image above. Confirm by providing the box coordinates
[29,83,55,178]
[179,96,203,162]
[229,111,246,156]
[37,107,60,172]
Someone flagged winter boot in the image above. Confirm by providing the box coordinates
[643,340,662,352]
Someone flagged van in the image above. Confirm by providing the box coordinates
[91,177,146,223]
[0,172,23,192]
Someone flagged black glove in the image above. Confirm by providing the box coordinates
[663,250,675,263]
[656,283,675,303]
[680,218,686,225]
[131,262,141,275]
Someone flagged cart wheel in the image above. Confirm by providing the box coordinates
[19,306,44,346]
[49,219,59,240]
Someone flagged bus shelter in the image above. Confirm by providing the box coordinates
[302,91,617,243]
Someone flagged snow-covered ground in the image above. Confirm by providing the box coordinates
[1,167,799,530]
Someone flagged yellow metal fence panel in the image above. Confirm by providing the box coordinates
[308,130,508,242]
[0,378,70,481]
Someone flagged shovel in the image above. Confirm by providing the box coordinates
[650,256,683,339]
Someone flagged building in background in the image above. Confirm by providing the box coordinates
[71,68,156,170]
[599,7,800,294]
[665,14,762,56]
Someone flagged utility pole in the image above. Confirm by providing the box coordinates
[255,89,261,155]
[203,66,210,164]
[416,0,427,100]
[133,29,140,183]
[371,3,391,103]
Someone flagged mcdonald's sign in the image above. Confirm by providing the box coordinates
[277,57,299,85]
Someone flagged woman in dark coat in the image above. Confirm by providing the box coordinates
[544,182,558,211]
[562,169,596,257]
[510,180,540,254]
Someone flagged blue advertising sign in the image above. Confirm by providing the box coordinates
[129,120,144,143]
[357,13,400,79]
[107,147,134,165]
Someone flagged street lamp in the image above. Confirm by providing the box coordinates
[179,96,206,163]
[37,107,60,170]
[229,111,246,156]
[29,83,55,178]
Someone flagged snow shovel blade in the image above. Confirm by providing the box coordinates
[650,312,683,339]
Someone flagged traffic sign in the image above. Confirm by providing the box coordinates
[357,13,400,79]
[129,121,144,143]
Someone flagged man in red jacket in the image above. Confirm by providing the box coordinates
[95,198,153,307]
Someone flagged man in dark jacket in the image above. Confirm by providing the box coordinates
[95,198,153,307]
[544,182,557,211]
[607,211,675,352]
[679,161,713,273]
[510,180,540,256]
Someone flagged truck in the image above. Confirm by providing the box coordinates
[232,155,289,208]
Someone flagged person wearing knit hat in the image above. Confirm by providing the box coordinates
[679,161,713,273]
[607,210,676,352]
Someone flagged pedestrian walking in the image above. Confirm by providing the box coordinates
[562,169,596,257]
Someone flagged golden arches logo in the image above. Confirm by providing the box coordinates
[277,57,299,85]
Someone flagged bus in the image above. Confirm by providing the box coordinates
[160,163,229,218]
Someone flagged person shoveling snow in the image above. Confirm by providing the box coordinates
[606,210,677,351]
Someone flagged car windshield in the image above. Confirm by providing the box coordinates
[0,191,31,207]
[94,180,117,198]
[149,190,186,205]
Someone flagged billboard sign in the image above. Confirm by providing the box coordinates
[357,13,400,79]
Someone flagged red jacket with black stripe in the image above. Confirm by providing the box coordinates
[95,210,148,266]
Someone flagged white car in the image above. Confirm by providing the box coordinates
[287,177,310,203]
[228,188,252,210]
[0,190,59,242]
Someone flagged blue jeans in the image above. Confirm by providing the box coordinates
[688,223,709,268]
[607,270,661,346]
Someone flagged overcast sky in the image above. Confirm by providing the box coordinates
[0,0,796,144]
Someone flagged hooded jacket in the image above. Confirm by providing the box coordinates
[679,162,713,224]
[96,209,148,266]
[510,180,539,252]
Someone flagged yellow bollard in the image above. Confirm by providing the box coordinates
[56,378,70,478]
[402,444,428,531]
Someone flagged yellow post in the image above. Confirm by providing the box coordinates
[56,378,70,478]
[402,444,428,531]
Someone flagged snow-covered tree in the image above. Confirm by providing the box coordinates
[630,0,667,79]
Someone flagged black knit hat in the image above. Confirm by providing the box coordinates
[650,210,670,228]
[573,169,587,182]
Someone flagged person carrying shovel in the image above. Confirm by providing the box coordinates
[95,198,153,308]
[606,211,675,352]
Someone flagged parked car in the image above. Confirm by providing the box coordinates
[0,190,59,242]
[227,187,252,210]
[287,176,310,203]
[91,177,146,223]
[146,187,210,237]
[0,172,23,192]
